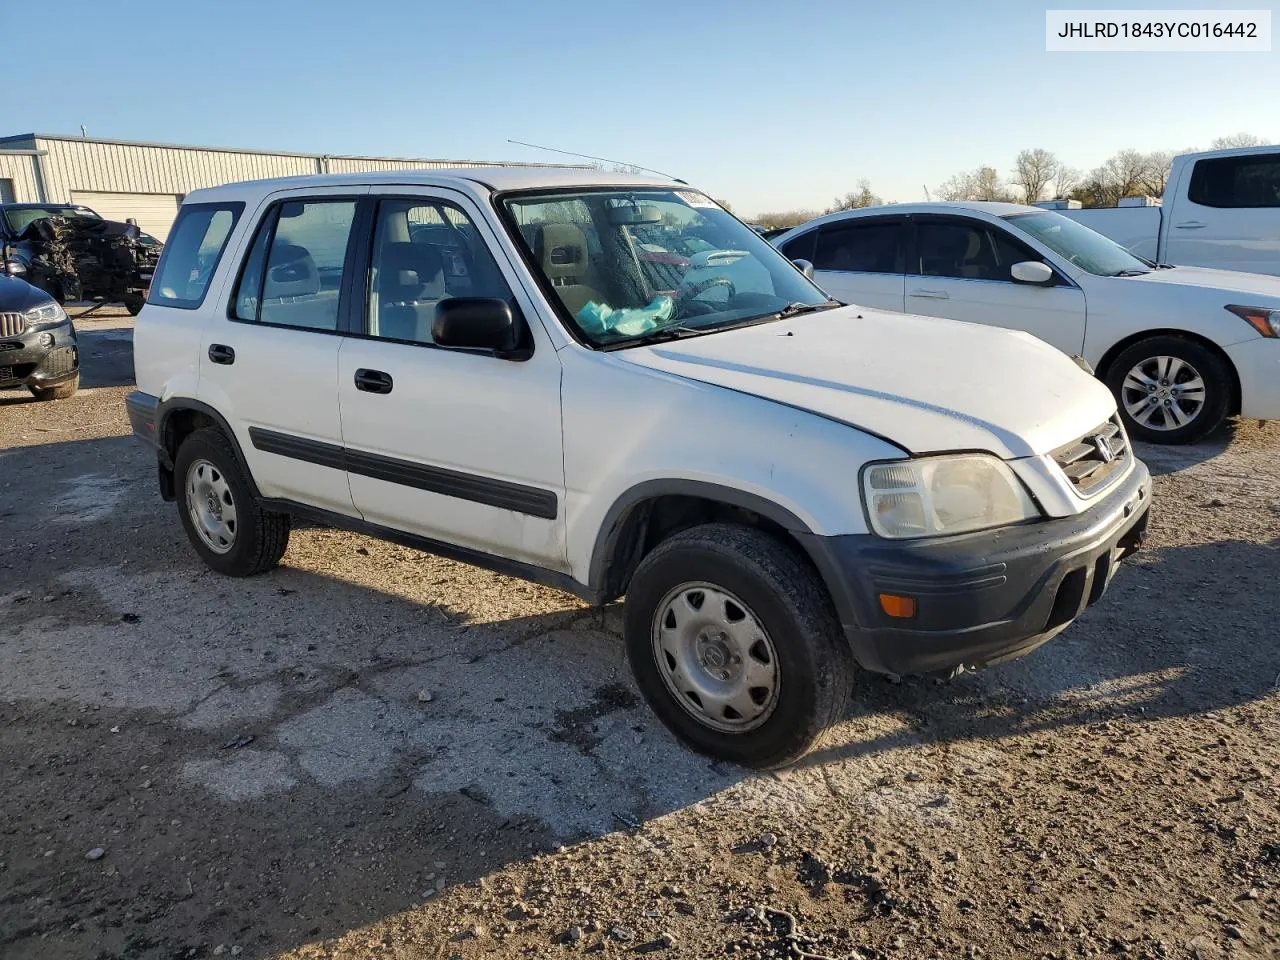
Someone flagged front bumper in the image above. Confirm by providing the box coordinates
[800,460,1152,677]
[1225,337,1280,421]
[0,321,79,388]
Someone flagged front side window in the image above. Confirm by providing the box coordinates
[148,203,243,309]
[1004,211,1150,277]
[500,188,831,347]
[366,198,513,344]
[814,220,903,273]
[778,230,816,263]
[1188,154,1280,208]
[914,221,1044,282]
[232,199,356,330]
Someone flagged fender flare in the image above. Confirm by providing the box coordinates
[587,478,817,596]
[155,397,262,499]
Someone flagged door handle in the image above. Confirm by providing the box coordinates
[207,344,235,365]
[908,288,949,300]
[1174,221,1206,229]
[354,368,393,394]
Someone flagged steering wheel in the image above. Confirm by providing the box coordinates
[674,276,736,315]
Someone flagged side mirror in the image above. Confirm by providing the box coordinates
[1011,260,1055,285]
[433,297,526,357]
[793,258,815,280]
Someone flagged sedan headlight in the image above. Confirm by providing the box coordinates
[24,301,68,329]
[861,454,1041,539]
[1226,304,1280,338]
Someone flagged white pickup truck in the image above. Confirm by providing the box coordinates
[1058,146,1280,276]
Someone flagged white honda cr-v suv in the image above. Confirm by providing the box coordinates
[128,168,1150,767]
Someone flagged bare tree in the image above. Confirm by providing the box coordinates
[754,209,822,230]
[936,165,1016,202]
[1138,150,1174,196]
[825,179,884,213]
[1012,148,1058,203]
[1211,132,1265,149]
[1052,164,1082,198]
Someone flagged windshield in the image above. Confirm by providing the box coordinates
[500,188,831,347]
[3,205,100,233]
[1004,211,1151,277]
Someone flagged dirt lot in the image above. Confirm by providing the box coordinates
[2,311,1278,960]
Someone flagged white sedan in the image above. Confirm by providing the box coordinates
[773,202,1280,443]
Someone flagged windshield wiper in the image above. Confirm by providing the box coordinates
[1111,268,1152,277]
[601,324,713,349]
[775,300,843,319]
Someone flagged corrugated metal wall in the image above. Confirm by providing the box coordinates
[28,136,538,204]
[34,138,319,202]
[0,153,41,202]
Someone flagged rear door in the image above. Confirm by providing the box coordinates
[1167,152,1280,275]
[336,187,568,569]
[906,216,1087,355]
[196,187,369,515]
[805,217,907,311]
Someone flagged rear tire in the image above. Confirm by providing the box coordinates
[1105,335,1231,444]
[29,373,79,401]
[624,522,853,768]
[174,427,290,576]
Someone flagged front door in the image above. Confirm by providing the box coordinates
[906,217,1087,355]
[808,217,907,312]
[336,188,567,569]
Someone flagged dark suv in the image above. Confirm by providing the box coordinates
[0,274,79,400]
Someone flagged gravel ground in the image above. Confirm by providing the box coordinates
[1,311,1277,960]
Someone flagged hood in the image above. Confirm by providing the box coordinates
[1127,265,1280,302]
[615,307,1117,458]
[0,274,57,313]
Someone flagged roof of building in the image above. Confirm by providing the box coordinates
[186,166,680,203]
[0,132,589,169]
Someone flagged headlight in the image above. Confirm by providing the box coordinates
[1226,304,1280,338]
[861,454,1041,539]
[24,301,68,329]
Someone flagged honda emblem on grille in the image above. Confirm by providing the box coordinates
[1092,434,1115,462]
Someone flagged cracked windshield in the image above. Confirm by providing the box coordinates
[504,189,831,346]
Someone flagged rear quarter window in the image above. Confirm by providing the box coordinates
[148,202,244,309]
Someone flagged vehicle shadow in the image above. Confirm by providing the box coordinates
[1,433,1277,959]
[1133,418,1237,476]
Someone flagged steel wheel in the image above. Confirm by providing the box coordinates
[651,581,780,733]
[185,458,238,555]
[1120,355,1206,432]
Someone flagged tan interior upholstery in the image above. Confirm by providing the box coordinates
[260,243,339,330]
[537,224,605,317]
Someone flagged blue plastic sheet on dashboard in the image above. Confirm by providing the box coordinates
[575,295,674,337]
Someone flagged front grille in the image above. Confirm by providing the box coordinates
[1052,416,1130,496]
[0,312,26,338]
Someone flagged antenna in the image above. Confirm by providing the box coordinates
[923,184,931,201]
[80,125,88,139]
[506,139,678,181]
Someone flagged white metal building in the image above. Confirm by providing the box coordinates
[0,133,572,241]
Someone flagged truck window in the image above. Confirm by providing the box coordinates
[148,203,244,309]
[1188,154,1280,208]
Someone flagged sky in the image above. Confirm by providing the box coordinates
[5,0,1277,217]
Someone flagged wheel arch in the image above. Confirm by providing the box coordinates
[1096,328,1242,416]
[588,480,829,605]
[156,399,262,499]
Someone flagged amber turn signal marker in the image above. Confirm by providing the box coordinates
[878,593,917,619]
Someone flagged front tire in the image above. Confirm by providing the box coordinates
[29,374,79,401]
[1105,335,1231,444]
[174,427,290,576]
[624,523,853,768]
